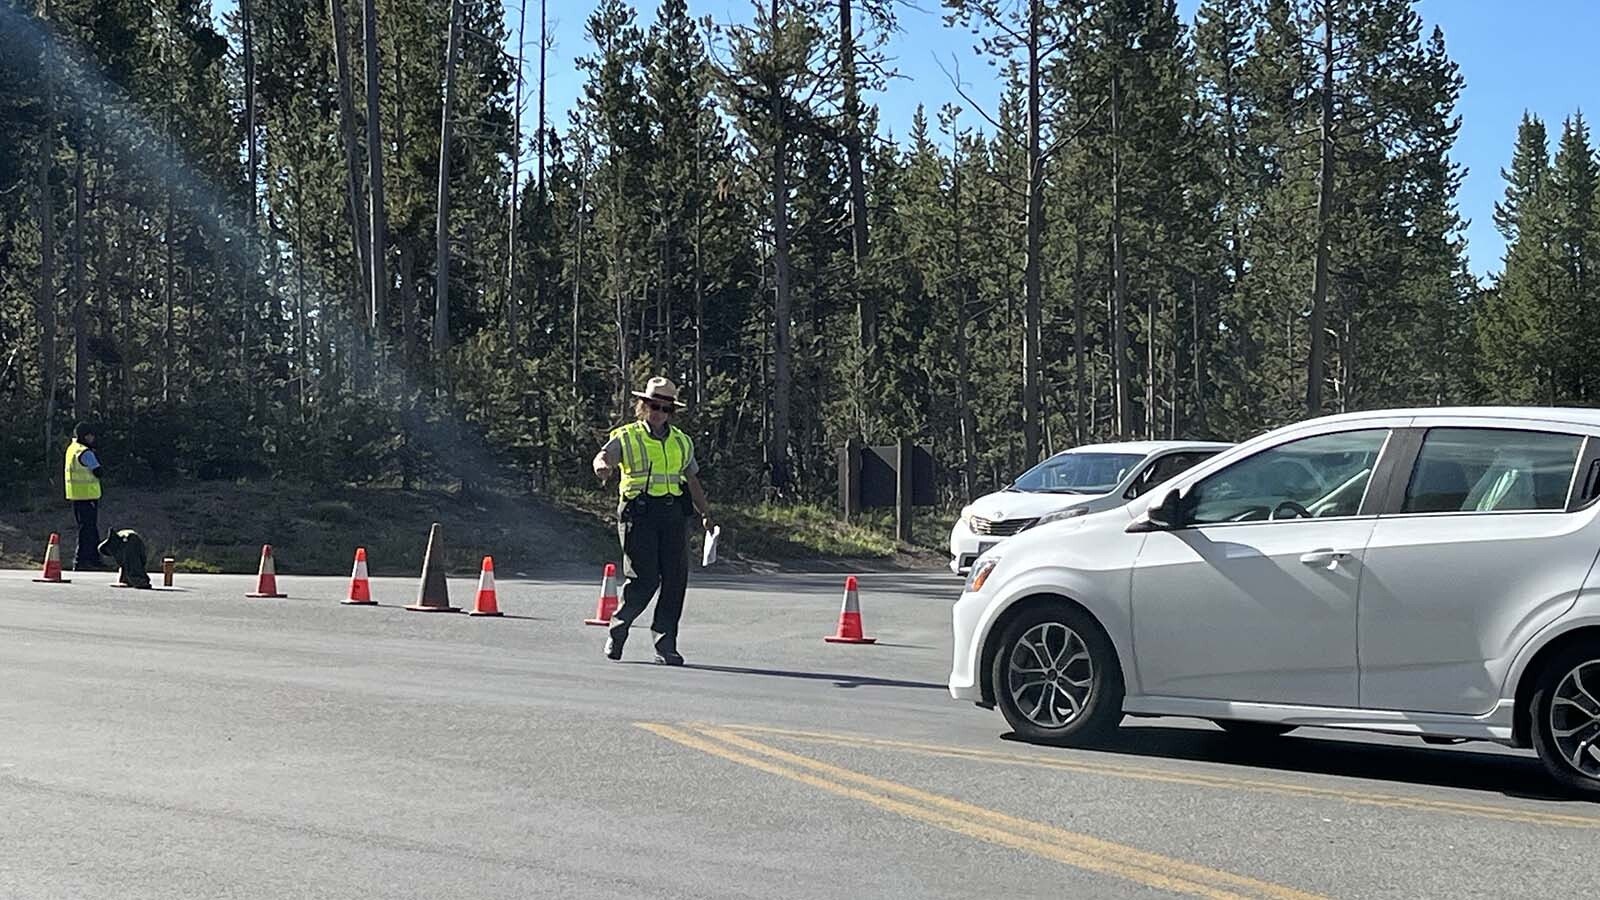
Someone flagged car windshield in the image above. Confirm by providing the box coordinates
[1010,452,1146,494]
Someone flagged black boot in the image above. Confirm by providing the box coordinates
[604,626,627,661]
[653,633,684,667]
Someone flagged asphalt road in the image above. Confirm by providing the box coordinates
[3,565,1597,899]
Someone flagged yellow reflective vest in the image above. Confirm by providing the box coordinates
[611,421,692,500]
[64,439,102,501]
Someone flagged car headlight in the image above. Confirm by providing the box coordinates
[1029,506,1091,529]
[965,557,1000,593]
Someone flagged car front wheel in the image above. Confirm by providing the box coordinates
[1530,645,1600,799]
[991,604,1124,745]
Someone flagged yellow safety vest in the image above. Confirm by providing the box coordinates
[64,439,101,501]
[611,421,692,500]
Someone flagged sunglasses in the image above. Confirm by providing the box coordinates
[646,402,676,414]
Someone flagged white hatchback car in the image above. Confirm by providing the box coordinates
[949,442,1231,574]
[951,407,1600,796]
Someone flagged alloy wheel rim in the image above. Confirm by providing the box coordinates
[1007,622,1094,729]
[1551,659,1600,781]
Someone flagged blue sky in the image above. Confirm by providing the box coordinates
[534,0,1599,280]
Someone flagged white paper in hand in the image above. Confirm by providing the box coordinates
[701,525,721,567]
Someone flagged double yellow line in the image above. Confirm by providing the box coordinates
[640,722,1324,900]
[718,723,1600,831]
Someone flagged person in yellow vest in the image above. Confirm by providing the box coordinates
[592,377,715,665]
[64,422,106,572]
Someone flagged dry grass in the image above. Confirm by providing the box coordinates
[0,479,613,577]
[1,479,950,576]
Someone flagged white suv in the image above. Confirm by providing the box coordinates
[950,407,1600,796]
[948,442,1230,574]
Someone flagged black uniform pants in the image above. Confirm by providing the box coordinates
[72,500,100,569]
[612,494,690,648]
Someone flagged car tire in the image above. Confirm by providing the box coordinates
[991,603,1124,746]
[1529,644,1600,799]
[1214,720,1296,739]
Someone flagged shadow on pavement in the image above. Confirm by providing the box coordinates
[1002,724,1579,802]
[692,571,961,597]
[358,605,543,620]
[627,661,947,691]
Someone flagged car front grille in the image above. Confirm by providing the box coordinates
[970,516,1038,537]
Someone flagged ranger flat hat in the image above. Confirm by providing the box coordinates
[632,376,687,408]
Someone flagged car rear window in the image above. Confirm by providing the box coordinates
[1402,428,1582,514]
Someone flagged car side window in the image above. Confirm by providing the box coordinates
[1401,428,1582,514]
[1185,430,1389,525]
[1126,452,1217,499]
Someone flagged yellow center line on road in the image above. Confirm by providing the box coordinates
[639,722,1325,900]
[716,723,1600,830]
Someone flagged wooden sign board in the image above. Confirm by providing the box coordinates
[837,438,935,542]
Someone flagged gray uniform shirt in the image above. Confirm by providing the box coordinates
[599,427,700,476]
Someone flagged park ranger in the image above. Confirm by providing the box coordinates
[64,422,106,572]
[592,377,715,666]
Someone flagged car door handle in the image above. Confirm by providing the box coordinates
[1299,549,1352,566]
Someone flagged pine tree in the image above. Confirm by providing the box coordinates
[0,0,1539,511]
[718,0,829,495]
[1479,115,1555,403]
[1192,0,1261,437]
[361,0,389,354]
[942,0,1085,464]
[577,0,654,416]
[1550,113,1598,400]
[1495,113,1550,244]
[644,0,703,388]
[1350,22,1472,409]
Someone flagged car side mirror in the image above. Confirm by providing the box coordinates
[1128,487,1183,533]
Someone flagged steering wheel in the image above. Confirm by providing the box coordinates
[1271,500,1312,520]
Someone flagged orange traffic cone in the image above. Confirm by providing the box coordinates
[32,533,70,584]
[585,563,620,625]
[824,575,876,644]
[469,556,503,617]
[343,547,376,605]
[246,544,288,598]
